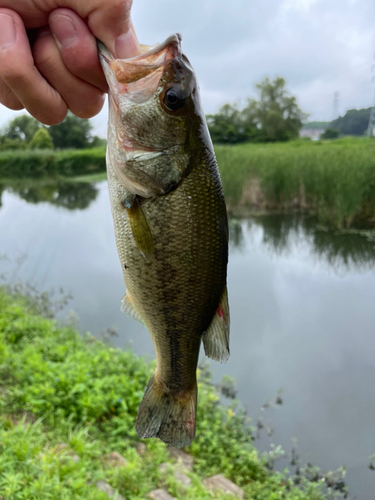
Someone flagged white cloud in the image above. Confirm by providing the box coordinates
[1,0,375,132]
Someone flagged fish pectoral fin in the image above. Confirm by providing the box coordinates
[203,286,230,363]
[126,197,154,261]
[135,374,197,448]
[125,148,188,196]
[121,291,145,325]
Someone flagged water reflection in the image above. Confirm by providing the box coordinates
[2,180,375,498]
[2,179,99,211]
[3,177,374,272]
[0,184,5,208]
[229,215,375,272]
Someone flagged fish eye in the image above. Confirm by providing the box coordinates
[163,87,185,111]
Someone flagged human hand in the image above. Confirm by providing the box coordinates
[0,1,140,125]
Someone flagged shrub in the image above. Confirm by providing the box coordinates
[0,148,106,179]
[0,287,347,499]
[29,128,54,150]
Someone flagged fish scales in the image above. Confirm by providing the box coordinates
[99,33,230,447]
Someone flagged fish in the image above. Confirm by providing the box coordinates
[98,33,229,448]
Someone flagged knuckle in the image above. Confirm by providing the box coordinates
[0,82,23,110]
[0,60,27,83]
[63,48,97,75]
[69,91,105,119]
[42,108,67,126]
[33,36,57,70]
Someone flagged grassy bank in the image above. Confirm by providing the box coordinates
[2,138,374,227]
[0,287,346,499]
[0,148,106,178]
[217,138,375,228]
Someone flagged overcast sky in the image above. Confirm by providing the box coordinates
[1,0,375,137]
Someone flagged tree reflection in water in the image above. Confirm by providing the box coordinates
[229,214,375,273]
[3,180,375,273]
[4,180,99,211]
[0,184,5,208]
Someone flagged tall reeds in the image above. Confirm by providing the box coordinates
[216,138,375,227]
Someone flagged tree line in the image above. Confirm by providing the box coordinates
[2,76,305,150]
[303,109,372,139]
[206,77,307,144]
[2,76,371,150]
[0,113,106,151]
[330,107,371,136]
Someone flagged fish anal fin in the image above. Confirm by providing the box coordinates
[126,197,154,261]
[203,286,230,363]
[121,291,145,325]
[135,374,197,448]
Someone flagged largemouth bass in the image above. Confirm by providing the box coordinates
[98,33,229,448]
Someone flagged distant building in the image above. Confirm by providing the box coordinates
[300,128,325,141]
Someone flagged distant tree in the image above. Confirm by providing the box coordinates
[0,138,26,151]
[302,121,329,130]
[3,115,41,143]
[90,136,107,148]
[49,112,93,149]
[207,104,253,144]
[252,77,307,141]
[29,128,54,149]
[321,128,340,139]
[207,77,306,144]
[330,108,371,136]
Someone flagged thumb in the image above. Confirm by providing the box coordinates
[87,0,140,58]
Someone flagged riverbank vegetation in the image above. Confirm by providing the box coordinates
[0,148,105,178]
[0,286,347,499]
[1,137,375,228]
[217,138,375,228]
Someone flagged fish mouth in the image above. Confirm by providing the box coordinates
[98,34,182,101]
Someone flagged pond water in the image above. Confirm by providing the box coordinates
[1,179,375,499]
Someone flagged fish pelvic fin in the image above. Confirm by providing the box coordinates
[126,197,154,261]
[203,286,230,363]
[135,374,197,448]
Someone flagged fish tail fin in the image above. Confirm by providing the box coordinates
[135,373,197,448]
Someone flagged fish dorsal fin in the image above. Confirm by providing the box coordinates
[202,287,230,363]
[126,197,154,261]
[121,291,145,325]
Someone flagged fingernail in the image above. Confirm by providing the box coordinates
[115,30,140,59]
[38,27,51,39]
[50,14,77,48]
[0,14,16,50]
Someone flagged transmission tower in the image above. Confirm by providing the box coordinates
[332,92,340,120]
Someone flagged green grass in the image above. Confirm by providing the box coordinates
[69,173,107,183]
[0,148,106,179]
[2,137,374,227]
[216,138,375,228]
[0,287,346,499]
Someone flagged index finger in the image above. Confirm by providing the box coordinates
[0,0,140,58]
